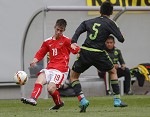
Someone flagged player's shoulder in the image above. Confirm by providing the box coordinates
[62,35,70,39]
[109,19,119,27]
[114,47,121,52]
[44,37,53,42]
[62,35,71,41]
[86,16,100,22]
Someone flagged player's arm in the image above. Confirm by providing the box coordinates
[109,51,119,69]
[66,39,80,54]
[118,49,126,70]
[71,21,87,44]
[70,45,80,54]
[108,21,125,43]
[30,58,38,67]
[30,42,48,67]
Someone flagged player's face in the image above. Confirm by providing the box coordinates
[105,39,115,49]
[54,26,65,38]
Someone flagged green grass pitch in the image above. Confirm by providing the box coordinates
[0,95,150,117]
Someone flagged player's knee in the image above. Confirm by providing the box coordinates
[35,78,46,85]
[109,67,117,74]
[124,68,130,73]
[47,83,57,93]
[70,70,80,82]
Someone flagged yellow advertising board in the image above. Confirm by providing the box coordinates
[86,0,150,14]
[87,0,150,6]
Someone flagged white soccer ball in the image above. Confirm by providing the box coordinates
[14,71,28,85]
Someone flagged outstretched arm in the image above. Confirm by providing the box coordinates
[30,58,38,67]
[30,41,48,67]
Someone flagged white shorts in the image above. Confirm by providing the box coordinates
[40,69,69,88]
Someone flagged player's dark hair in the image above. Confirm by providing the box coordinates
[107,35,115,42]
[55,19,67,28]
[100,1,113,16]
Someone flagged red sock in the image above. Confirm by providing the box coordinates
[31,83,42,100]
[50,90,62,105]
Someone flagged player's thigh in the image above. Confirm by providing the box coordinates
[117,68,124,77]
[47,82,57,93]
[50,69,66,88]
[70,69,81,82]
[72,50,91,73]
[94,52,113,72]
[35,72,47,84]
[72,61,91,73]
[60,70,70,86]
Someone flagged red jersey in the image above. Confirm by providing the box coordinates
[34,35,80,72]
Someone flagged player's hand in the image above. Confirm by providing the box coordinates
[30,61,37,68]
[114,64,119,69]
[121,64,126,70]
[30,58,38,68]
[71,43,78,50]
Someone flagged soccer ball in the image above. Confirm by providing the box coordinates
[14,71,28,85]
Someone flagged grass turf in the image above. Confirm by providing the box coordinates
[0,95,150,117]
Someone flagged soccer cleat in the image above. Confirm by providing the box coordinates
[49,102,64,110]
[106,90,113,95]
[21,97,27,103]
[126,90,134,95]
[79,98,90,112]
[114,98,128,107]
[21,97,37,106]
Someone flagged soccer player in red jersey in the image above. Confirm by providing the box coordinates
[21,19,80,110]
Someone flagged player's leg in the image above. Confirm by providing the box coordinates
[70,70,89,112]
[21,72,46,106]
[60,69,71,89]
[48,82,64,110]
[98,70,112,95]
[109,68,128,107]
[117,68,133,95]
[105,72,113,95]
[48,70,66,110]
[94,51,127,107]
[70,49,90,112]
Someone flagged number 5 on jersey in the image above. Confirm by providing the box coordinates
[89,23,101,40]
